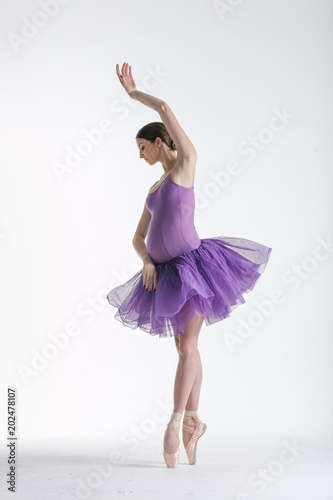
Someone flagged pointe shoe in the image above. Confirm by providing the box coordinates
[182,410,207,465]
[163,411,182,468]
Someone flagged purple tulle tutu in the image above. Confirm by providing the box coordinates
[106,236,272,338]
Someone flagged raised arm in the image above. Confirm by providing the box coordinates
[116,63,197,162]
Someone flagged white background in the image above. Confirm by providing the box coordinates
[0,0,332,478]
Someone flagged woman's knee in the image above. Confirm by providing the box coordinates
[178,342,198,359]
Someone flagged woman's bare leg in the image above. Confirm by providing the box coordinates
[174,326,204,449]
[182,349,203,448]
[173,324,203,411]
[164,315,204,454]
[184,348,203,411]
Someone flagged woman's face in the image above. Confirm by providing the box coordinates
[136,138,159,165]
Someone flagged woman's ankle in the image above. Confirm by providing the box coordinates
[184,409,198,418]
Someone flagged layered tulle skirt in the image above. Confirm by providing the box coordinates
[106,236,272,338]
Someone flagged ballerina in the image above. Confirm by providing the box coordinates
[106,62,272,467]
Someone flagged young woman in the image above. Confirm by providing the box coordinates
[106,62,273,468]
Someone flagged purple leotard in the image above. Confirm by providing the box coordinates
[145,172,201,264]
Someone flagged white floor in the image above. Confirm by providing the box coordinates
[1,434,332,500]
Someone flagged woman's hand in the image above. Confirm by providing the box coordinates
[116,62,137,96]
[142,259,157,293]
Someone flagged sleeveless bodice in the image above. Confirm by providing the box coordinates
[145,173,201,264]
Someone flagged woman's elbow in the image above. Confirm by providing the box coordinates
[132,233,144,246]
[160,101,169,113]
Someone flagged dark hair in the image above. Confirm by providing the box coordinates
[136,122,177,151]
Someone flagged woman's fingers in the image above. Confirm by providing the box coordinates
[116,63,123,80]
[143,275,157,292]
[143,272,149,290]
[116,63,134,86]
[142,263,157,292]
[125,62,132,77]
[123,62,129,77]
